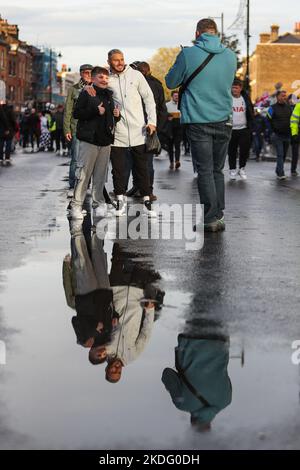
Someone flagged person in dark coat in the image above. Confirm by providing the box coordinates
[126,61,168,201]
[63,216,118,357]
[0,103,17,165]
[252,108,266,161]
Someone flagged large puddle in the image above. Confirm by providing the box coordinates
[0,210,300,450]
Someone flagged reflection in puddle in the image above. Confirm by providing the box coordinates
[0,212,299,449]
[63,216,165,381]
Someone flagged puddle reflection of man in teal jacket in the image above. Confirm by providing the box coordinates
[162,329,232,430]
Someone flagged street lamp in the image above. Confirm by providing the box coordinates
[209,13,224,42]
[245,0,251,92]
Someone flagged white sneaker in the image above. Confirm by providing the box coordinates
[67,189,74,198]
[143,200,157,218]
[94,203,107,218]
[238,168,247,180]
[115,196,127,217]
[59,149,63,156]
[70,220,83,236]
[70,207,85,220]
[229,169,237,180]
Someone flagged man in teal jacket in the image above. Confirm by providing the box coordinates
[162,334,232,429]
[165,19,236,232]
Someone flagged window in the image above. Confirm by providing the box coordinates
[0,51,4,69]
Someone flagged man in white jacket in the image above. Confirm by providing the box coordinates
[87,50,157,217]
[108,49,157,217]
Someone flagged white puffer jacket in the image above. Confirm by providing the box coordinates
[108,65,157,147]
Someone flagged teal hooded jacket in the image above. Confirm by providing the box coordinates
[165,33,237,124]
[162,336,232,424]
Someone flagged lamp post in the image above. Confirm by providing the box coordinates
[245,0,250,92]
[209,13,224,42]
[49,48,52,104]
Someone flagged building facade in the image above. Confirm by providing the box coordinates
[240,23,300,100]
[0,14,66,109]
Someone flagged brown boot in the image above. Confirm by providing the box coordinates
[175,161,181,170]
[150,194,157,202]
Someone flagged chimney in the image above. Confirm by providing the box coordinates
[295,22,300,34]
[260,33,271,43]
[270,24,279,42]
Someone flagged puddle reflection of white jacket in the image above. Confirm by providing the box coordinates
[109,65,156,147]
[106,286,155,366]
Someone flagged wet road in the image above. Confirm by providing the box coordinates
[0,149,300,450]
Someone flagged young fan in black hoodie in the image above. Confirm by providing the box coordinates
[70,66,120,219]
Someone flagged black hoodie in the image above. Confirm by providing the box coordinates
[74,86,120,146]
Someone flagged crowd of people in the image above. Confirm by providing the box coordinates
[1,17,299,231]
[0,102,69,165]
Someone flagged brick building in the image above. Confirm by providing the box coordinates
[239,23,300,100]
[0,14,64,109]
[0,34,9,82]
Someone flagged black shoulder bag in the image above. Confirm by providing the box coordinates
[178,53,215,110]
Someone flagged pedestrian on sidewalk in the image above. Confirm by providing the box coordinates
[20,109,31,150]
[0,102,17,165]
[166,90,183,170]
[267,90,292,180]
[126,61,168,201]
[228,78,254,181]
[0,101,10,165]
[70,66,120,220]
[28,108,41,152]
[252,108,265,161]
[165,18,236,232]
[289,95,299,176]
[38,111,51,151]
[64,64,93,198]
[54,104,67,156]
[46,105,56,152]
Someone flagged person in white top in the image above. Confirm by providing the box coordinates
[85,49,157,218]
[228,78,254,180]
[166,91,182,170]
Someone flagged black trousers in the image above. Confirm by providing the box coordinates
[55,129,66,151]
[228,128,251,170]
[291,140,299,173]
[110,145,150,197]
[168,127,182,163]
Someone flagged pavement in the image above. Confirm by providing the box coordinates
[0,147,300,450]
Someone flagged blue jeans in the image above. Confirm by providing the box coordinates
[69,136,79,189]
[186,121,232,224]
[272,133,290,176]
[253,133,264,158]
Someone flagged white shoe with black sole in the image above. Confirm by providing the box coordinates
[69,207,87,219]
[143,200,157,218]
[115,196,127,217]
[94,203,108,218]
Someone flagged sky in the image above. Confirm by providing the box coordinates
[0,0,298,71]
